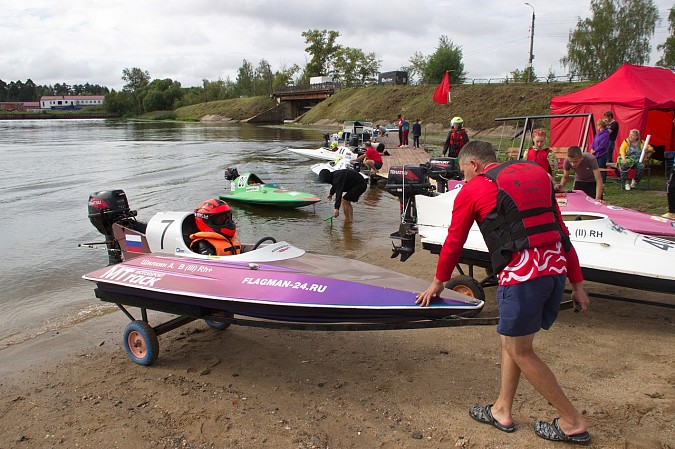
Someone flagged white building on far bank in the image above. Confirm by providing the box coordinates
[40,95,105,110]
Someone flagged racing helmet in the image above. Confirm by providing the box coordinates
[451,116,464,128]
[330,141,338,149]
[194,198,236,238]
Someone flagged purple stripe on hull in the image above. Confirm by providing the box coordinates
[86,256,477,308]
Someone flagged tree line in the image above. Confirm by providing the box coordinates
[0,79,109,102]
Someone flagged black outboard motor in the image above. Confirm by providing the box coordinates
[88,190,138,265]
[426,157,463,193]
[384,165,432,262]
[224,167,240,180]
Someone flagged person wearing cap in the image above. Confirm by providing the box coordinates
[443,117,469,157]
[318,168,368,223]
[354,140,383,175]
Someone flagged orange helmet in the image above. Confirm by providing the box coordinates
[194,198,236,238]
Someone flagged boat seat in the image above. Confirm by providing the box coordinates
[247,174,264,185]
[181,214,200,246]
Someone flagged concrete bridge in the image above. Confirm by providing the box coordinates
[268,82,338,122]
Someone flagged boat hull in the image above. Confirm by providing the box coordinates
[415,186,675,294]
[288,146,356,161]
[84,251,482,322]
[222,172,320,208]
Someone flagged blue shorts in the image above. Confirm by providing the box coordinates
[496,275,566,337]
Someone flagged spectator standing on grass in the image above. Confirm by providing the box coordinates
[604,111,619,163]
[590,119,610,183]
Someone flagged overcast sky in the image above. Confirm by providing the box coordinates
[2,0,672,90]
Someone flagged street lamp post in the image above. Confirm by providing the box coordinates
[525,2,535,83]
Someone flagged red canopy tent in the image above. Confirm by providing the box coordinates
[550,64,675,156]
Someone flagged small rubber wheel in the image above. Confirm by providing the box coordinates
[123,320,159,366]
[445,275,485,317]
[204,312,234,330]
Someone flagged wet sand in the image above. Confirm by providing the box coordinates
[0,247,673,449]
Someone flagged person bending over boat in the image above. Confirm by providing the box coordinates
[556,146,604,201]
[416,141,591,445]
[319,169,368,223]
[354,141,383,175]
[190,198,241,256]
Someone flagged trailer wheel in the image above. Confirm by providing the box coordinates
[205,312,234,330]
[123,321,159,366]
[446,275,485,317]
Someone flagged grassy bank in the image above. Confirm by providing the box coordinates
[298,82,589,131]
[173,97,276,121]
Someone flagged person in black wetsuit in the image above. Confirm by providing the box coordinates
[318,169,367,223]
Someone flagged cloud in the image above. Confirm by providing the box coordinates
[1,0,672,90]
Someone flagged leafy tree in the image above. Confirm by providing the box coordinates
[137,78,183,111]
[509,67,538,82]
[105,90,138,116]
[401,51,429,85]
[561,0,659,80]
[657,6,675,68]
[0,79,7,101]
[301,29,341,80]
[333,47,380,87]
[122,67,151,92]
[272,64,301,90]
[422,36,466,85]
[235,59,255,97]
[254,59,273,96]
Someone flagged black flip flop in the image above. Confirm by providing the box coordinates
[534,418,591,445]
[469,404,516,433]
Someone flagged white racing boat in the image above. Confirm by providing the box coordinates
[310,156,368,179]
[413,184,675,294]
[288,145,356,161]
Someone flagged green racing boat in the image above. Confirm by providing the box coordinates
[220,168,321,208]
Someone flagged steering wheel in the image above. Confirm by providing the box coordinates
[252,236,277,250]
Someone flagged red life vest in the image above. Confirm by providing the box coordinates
[189,231,241,256]
[478,161,570,272]
[445,129,468,157]
[525,147,553,175]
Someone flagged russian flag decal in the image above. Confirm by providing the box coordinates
[126,234,143,253]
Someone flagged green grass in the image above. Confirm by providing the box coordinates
[174,96,276,121]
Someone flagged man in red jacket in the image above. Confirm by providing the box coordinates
[416,141,591,445]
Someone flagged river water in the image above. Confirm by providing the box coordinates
[0,119,401,347]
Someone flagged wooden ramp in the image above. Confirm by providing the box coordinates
[371,132,431,179]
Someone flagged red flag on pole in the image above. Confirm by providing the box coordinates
[432,71,451,104]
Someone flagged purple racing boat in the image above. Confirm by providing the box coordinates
[83,190,483,365]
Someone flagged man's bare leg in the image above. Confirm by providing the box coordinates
[341,199,353,222]
[490,343,520,428]
[501,334,588,436]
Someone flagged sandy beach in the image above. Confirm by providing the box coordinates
[0,246,673,449]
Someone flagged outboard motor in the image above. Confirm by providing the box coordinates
[88,190,138,265]
[224,167,239,180]
[426,157,463,193]
[384,165,432,262]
